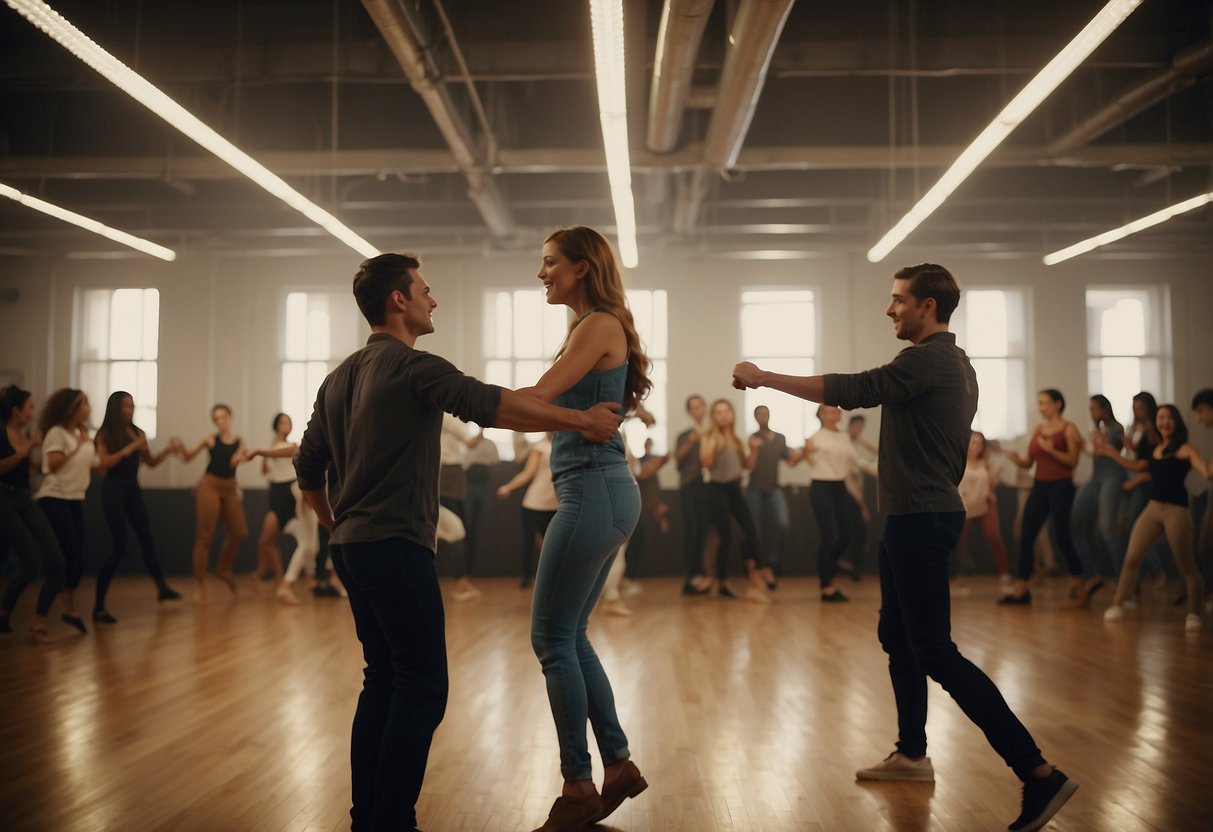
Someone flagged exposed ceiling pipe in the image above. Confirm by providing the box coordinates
[647,0,716,154]
[1049,38,1213,156]
[702,0,795,172]
[361,0,516,238]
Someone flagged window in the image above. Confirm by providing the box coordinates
[281,291,364,443]
[78,288,160,437]
[481,288,668,460]
[740,289,818,445]
[951,289,1029,440]
[1086,287,1170,426]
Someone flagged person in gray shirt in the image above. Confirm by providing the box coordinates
[295,252,622,832]
[745,405,803,587]
[731,264,1077,832]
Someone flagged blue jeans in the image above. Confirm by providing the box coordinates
[532,464,639,780]
[745,487,790,570]
[879,513,1045,781]
[1072,473,1124,578]
[330,539,448,831]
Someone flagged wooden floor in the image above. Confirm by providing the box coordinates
[1,574,1210,832]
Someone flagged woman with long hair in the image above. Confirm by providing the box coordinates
[520,226,650,832]
[1001,389,1085,607]
[803,404,875,602]
[699,398,769,602]
[1102,404,1209,630]
[34,388,97,633]
[176,403,248,602]
[244,413,304,605]
[953,431,1011,590]
[0,386,65,642]
[1070,394,1126,598]
[1121,391,1174,592]
[93,391,180,622]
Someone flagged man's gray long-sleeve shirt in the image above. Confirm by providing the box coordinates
[295,333,502,551]
[822,331,977,516]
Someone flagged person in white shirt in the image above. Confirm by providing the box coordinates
[463,426,500,582]
[246,413,309,605]
[497,433,558,588]
[803,405,875,602]
[953,432,1012,591]
[34,388,98,634]
[440,412,486,600]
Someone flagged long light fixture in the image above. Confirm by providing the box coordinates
[589,0,639,268]
[1043,190,1213,264]
[866,0,1143,263]
[6,0,379,258]
[1,181,176,260]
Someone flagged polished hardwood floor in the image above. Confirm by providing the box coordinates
[1,573,1209,832]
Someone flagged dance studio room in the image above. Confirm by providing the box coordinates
[1,1,1211,830]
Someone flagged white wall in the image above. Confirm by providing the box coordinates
[2,247,1211,491]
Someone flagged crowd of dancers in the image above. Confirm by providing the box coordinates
[3,228,1212,832]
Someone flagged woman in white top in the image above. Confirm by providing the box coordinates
[35,388,97,634]
[953,432,1011,590]
[246,413,307,605]
[804,405,874,602]
[497,434,558,588]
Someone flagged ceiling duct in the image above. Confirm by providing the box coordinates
[362,0,516,238]
[647,0,716,153]
[1049,38,1213,156]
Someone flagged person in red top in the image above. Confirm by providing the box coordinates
[1001,389,1085,606]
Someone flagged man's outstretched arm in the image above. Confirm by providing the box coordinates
[733,361,825,403]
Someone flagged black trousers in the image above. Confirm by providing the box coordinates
[705,480,761,579]
[330,539,448,831]
[95,478,169,610]
[878,512,1045,781]
[678,480,709,580]
[809,480,853,588]
[0,487,64,616]
[1017,479,1081,579]
[37,496,85,590]
[520,507,556,581]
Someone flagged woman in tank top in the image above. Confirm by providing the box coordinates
[35,388,98,634]
[176,403,248,602]
[245,412,307,605]
[518,226,651,832]
[1101,404,1210,630]
[93,391,180,623]
[699,398,770,601]
[1001,389,1085,607]
[1070,395,1126,599]
[497,433,558,588]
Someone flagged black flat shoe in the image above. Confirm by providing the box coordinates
[61,613,88,634]
[0,617,12,634]
[821,590,849,602]
[93,610,118,624]
[158,586,182,602]
[997,592,1032,605]
[718,584,739,599]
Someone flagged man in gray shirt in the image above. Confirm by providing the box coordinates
[296,253,622,832]
[731,264,1076,832]
[745,405,802,582]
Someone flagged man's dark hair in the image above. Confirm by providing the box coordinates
[685,394,705,413]
[353,253,421,326]
[849,414,866,425]
[894,263,960,324]
[1192,388,1213,410]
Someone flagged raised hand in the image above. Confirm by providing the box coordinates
[732,361,763,391]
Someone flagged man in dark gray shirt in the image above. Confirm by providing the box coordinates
[296,253,622,832]
[673,394,710,594]
[731,264,1077,832]
[745,405,802,582]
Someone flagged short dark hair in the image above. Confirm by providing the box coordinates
[353,253,420,326]
[685,394,705,413]
[1040,388,1066,413]
[272,412,290,433]
[1192,388,1213,410]
[895,263,960,324]
[212,403,232,417]
[753,405,769,416]
[848,414,866,425]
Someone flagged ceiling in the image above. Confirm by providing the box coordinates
[1,0,1211,263]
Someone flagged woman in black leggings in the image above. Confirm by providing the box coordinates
[0,386,65,643]
[93,391,180,622]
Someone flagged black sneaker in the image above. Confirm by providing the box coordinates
[997,591,1032,606]
[1009,769,1077,831]
[158,586,182,602]
[93,609,118,624]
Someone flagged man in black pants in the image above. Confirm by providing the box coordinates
[673,394,710,594]
[296,253,623,832]
[732,264,1077,832]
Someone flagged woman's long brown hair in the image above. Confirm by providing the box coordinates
[546,226,652,413]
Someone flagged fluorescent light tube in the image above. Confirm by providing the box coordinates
[1,181,176,260]
[589,0,639,268]
[1043,191,1213,264]
[6,0,379,258]
[867,0,1143,263]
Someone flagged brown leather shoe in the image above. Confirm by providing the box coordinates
[531,793,604,832]
[589,760,649,824]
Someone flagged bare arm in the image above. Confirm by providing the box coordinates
[301,488,334,531]
[498,448,541,498]
[178,435,213,463]
[1180,444,1213,479]
[495,389,622,443]
[1100,442,1148,472]
[1036,423,1082,469]
[520,314,622,403]
[95,435,148,471]
[0,430,36,477]
[699,434,720,470]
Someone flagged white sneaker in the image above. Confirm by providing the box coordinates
[1185,614,1201,631]
[1103,605,1124,621]
[856,752,934,781]
[452,586,482,602]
